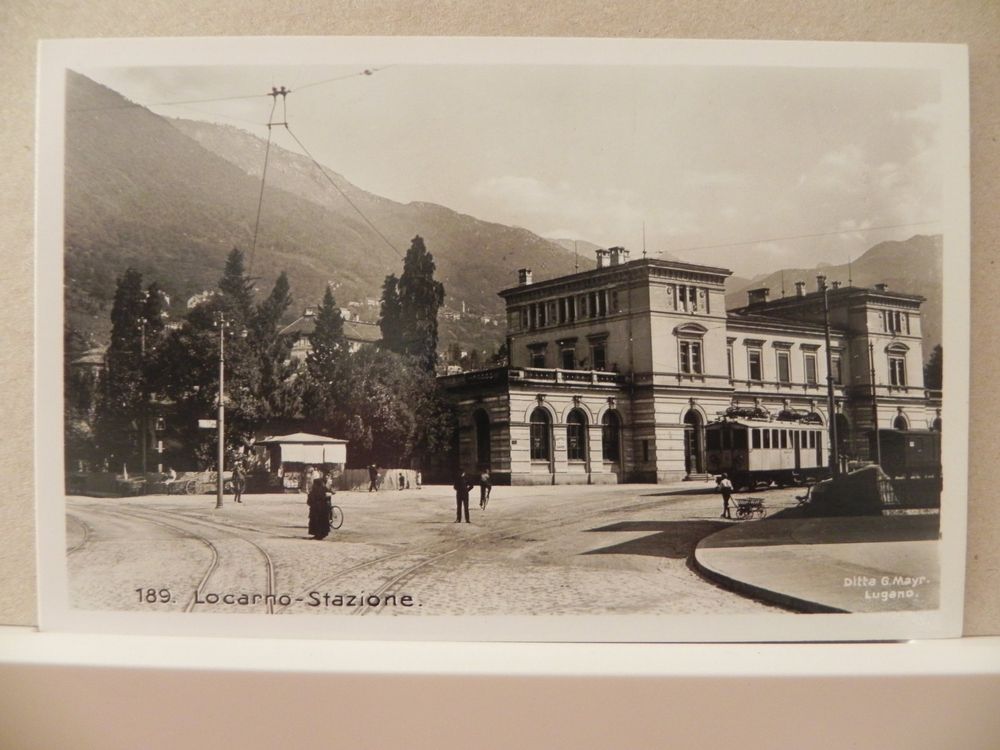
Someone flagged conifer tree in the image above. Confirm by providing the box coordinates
[396,236,445,371]
[306,285,347,410]
[378,273,403,353]
[218,247,255,323]
[94,268,146,468]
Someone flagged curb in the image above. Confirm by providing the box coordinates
[689,530,848,615]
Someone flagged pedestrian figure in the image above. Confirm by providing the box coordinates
[718,473,734,519]
[307,477,332,540]
[479,468,492,509]
[368,464,379,493]
[453,470,475,523]
[415,471,422,490]
[398,471,406,490]
[232,464,246,504]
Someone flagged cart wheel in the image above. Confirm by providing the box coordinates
[183,479,197,495]
[330,505,344,530]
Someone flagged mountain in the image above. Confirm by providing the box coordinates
[64,72,587,353]
[724,235,943,360]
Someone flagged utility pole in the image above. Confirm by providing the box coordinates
[869,341,882,467]
[215,312,227,509]
[139,316,147,477]
[818,275,840,477]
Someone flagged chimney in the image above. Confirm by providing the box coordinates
[794,280,806,297]
[608,246,630,266]
[595,248,609,268]
[831,280,841,290]
[873,282,889,292]
[747,287,770,305]
[816,274,828,292]
[518,268,533,286]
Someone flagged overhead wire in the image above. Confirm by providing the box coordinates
[282,122,403,258]
[247,95,280,274]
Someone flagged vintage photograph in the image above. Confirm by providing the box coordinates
[37,38,969,640]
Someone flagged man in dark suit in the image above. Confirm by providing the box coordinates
[453,471,475,523]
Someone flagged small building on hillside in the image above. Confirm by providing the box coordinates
[279,307,382,363]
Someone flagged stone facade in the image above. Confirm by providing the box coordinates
[440,251,940,485]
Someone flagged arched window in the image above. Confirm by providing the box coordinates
[931,416,942,432]
[529,408,552,461]
[893,414,909,431]
[602,411,622,463]
[566,409,588,462]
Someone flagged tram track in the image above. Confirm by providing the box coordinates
[308,490,697,617]
[66,513,92,556]
[119,505,278,614]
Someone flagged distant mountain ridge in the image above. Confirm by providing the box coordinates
[724,234,943,360]
[64,72,943,362]
[64,72,585,353]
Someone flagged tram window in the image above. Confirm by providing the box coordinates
[734,429,748,449]
[762,429,771,449]
[707,430,721,450]
[780,430,788,449]
[752,429,761,449]
[721,428,730,450]
[771,429,779,447]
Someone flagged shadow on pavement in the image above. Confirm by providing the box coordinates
[583,520,730,559]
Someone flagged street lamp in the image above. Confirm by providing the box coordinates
[214,312,229,509]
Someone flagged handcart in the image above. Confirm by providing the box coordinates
[734,497,767,519]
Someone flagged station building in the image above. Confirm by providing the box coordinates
[439,247,940,485]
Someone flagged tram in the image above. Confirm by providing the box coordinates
[704,413,830,490]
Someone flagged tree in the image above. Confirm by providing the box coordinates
[378,273,403,353]
[395,236,445,371]
[218,247,255,323]
[303,285,347,419]
[924,344,943,389]
[93,268,146,468]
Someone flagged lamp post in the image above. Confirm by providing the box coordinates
[215,312,228,510]
[869,341,882,467]
[818,275,840,477]
[138,316,148,477]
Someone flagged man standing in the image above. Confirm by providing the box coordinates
[232,463,246,504]
[718,473,734,519]
[368,464,379,493]
[453,470,474,523]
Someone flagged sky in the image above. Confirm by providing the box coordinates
[79,63,943,279]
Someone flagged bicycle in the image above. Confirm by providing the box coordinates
[329,504,344,530]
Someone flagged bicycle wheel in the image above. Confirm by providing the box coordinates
[329,505,344,530]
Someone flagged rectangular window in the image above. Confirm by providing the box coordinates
[831,355,842,385]
[734,429,748,450]
[707,430,721,451]
[591,343,607,371]
[642,439,649,463]
[561,348,575,370]
[780,430,788,449]
[804,353,818,385]
[816,432,823,464]
[530,348,546,368]
[721,428,731,450]
[679,340,703,374]
[727,346,734,379]
[611,291,619,313]
[771,428,779,447]
[889,355,907,386]
[762,429,771,449]
[748,349,763,381]
[752,429,761,449]
[776,350,791,383]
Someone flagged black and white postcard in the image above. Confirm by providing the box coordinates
[36,37,970,641]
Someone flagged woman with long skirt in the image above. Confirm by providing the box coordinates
[307,477,332,540]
